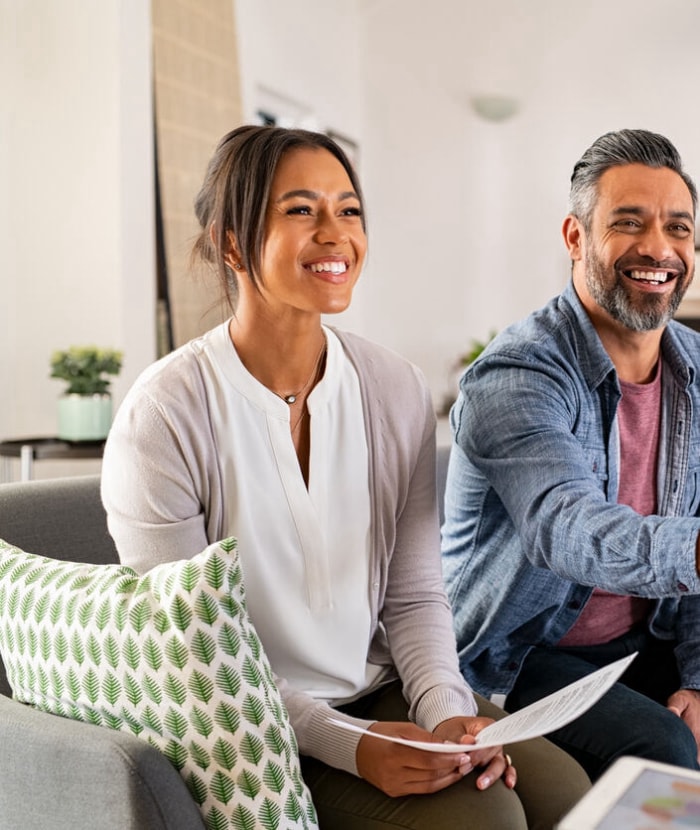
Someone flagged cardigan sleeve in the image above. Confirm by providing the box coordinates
[337,331,478,727]
[101,353,219,573]
[381,374,478,726]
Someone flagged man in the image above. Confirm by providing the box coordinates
[442,128,700,781]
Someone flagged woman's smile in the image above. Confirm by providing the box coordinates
[304,257,351,282]
[253,146,367,316]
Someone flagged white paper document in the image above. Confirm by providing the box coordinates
[330,651,637,753]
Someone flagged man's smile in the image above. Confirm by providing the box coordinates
[623,268,679,286]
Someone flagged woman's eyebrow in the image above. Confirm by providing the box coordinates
[276,189,359,202]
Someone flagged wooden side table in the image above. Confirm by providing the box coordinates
[0,437,106,482]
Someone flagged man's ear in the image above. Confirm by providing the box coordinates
[562,214,585,261]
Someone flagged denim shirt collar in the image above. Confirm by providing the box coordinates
[560,279,695,393]
[661,325,695,390]
[559,280,617,393]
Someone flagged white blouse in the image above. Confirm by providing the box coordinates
[197,324,382,703]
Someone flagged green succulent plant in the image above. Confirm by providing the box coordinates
[50,346,123,396]
[438,331,498,416]
[456,330,497,368]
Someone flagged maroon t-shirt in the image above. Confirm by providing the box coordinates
[559,361,660,646]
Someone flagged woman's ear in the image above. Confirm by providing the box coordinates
[210,223,244,272]
[562,214,585,261]
[225,230,245,272]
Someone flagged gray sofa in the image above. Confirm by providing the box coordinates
[0,447,453,828]
[0,475,205,830]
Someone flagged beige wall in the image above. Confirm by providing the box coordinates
[152,0,243,348]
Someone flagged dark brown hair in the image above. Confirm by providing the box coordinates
[192,125,365,309]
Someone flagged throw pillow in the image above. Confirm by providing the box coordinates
[0,537,318,830]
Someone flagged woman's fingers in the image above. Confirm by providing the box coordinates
[476,752,517,790]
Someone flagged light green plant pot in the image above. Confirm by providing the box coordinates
[57,394,112,441]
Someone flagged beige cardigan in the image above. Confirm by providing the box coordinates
[101,326,476,775]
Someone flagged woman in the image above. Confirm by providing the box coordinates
[101,125,589,829]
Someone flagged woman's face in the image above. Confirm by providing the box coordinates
[254,147,367,317]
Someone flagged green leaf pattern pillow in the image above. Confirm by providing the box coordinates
[0,538,318,830]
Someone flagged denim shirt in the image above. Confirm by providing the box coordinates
[442,281,700,697]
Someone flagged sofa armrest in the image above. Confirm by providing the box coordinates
[0,695,205,830]
[0,474,117,565]
[0,475,118,696]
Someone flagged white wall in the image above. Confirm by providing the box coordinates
[234,0,363,138]
[356,0,700,406]
[1,0,155,475]
[230,0,700,407]
[233,0,368,333]
[5,0,700,476]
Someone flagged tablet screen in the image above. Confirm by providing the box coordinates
[595,767,700,828]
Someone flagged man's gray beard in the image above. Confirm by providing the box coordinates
[585,250,688,332]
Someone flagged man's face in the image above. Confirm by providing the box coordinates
[571,164,695,332]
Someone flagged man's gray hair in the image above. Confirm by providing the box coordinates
[568,129,697,230]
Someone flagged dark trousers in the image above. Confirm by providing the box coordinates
[505,627,699,782]
[300,681,590,830]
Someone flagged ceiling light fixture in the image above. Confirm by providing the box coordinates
[471,94,519,123]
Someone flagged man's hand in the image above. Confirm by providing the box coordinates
[667,688,700,762]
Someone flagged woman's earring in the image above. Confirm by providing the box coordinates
[233,263,242,271]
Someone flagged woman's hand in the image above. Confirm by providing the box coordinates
[433,716,517,791]
[356,721,473,797]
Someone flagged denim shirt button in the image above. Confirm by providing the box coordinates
[568,599,581,610]
[678,582,689,593]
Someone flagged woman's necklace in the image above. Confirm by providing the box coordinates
[290,405,308,436]
[272,342,326,405]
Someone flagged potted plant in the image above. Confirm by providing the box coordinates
[438,331,497,416]
[50,346,123,441]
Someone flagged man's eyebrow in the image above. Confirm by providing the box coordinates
[610,206,644,216]
[670,209,695,223]
[610,205,694,222]
[276,189,359,202]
